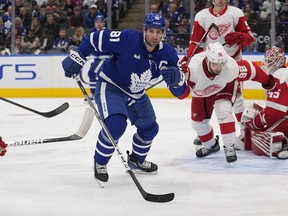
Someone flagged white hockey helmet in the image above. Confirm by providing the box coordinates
[264,46,286,74]
[205,42,228,64]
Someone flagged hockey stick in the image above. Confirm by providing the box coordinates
[75,76,174,203]
[0,97,69,118]
[7,107,94,146]
[145,23,219,91]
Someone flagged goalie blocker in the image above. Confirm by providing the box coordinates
[243,128,288,159]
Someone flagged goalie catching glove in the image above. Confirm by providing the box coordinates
[62,50,87,78]
[0,136,7,157]
[241,103,263,122]
[160,66,185,88]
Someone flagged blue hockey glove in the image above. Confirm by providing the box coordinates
[160,66,185,88]
[62,50,87,78]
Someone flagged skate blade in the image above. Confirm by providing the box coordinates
[94,177,106,188]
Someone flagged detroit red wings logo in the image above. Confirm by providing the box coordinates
[193,84,223,97]
[208,24,231,40]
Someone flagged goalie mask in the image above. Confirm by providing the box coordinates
[205,42,228,74]
[264,46,286,75]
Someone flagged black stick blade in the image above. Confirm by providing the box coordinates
[42,102,70,117]
[144,192,175,203]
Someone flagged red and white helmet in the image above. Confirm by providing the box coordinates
[205,42,228,64]
[264,46,286,74]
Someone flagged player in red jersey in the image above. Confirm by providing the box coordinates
[241,46,288,159]
[181,0,254,145]
[169,42,278,163]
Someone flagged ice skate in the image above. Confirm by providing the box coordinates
[196,135,220,157]
[127,151,158,174]
[224,145,237,164]
[94,161,108,187]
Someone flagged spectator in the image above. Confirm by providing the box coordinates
[31,17,43,38]
[253,0,262,15]
[19,6,32,29]
[43,13,60,40]
[174,22,189,46]
[0,16,7,36]
[84,4,102,29]
[68,26,86,51]
[69,6,84,28]
[2,35,22,55]
[74,0,82,7]
[37,28,54,54]
[38,4,48,25]
[82,0,97,9]
[243,3,258,25]
[15,16,26,38]
[20,27,40,54]
[164,17,175,45]
[261,0,282,18]
[165,3,181,32]
[45,0,57,12]
[15,0,24,16]
[2,5,12,28]
[150,4,159,13]
[51,27,71,53]
[52,3,68,28]
[96,0,107,18]
[31,0,41,19]
[63,0,74,17]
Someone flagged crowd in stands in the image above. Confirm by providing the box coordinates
[1,0,288,55]
[0,0,132,55]
[152,0,288,52]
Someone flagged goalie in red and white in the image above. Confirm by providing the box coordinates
[241,46,288,159]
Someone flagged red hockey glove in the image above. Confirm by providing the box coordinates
[224,32,243,46]
[180,55,190,78]
[0,136,7,157]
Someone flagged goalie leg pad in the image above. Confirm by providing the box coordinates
[249,130,284,157]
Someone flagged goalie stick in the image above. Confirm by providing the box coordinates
[145,23,220,91]
[0,97,69,118]
[7,108,94,146]
[75,76,174,203]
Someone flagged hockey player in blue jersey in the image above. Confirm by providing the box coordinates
[84,14,112,101]
[62,13,187,183]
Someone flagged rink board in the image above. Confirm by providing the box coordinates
[0,54,284,98]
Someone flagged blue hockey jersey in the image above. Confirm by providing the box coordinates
[78,29,180,99]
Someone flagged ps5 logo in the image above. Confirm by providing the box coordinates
[0,64,37,80]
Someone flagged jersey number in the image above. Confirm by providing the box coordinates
[238,65,248,79]
[110,31,121,42]
[267,90,280,99]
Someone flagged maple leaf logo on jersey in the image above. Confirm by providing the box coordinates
[129,70,152,93]
[208,24,231,40]
[193,84,223,97]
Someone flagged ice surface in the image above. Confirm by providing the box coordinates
[1,98,288,216]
